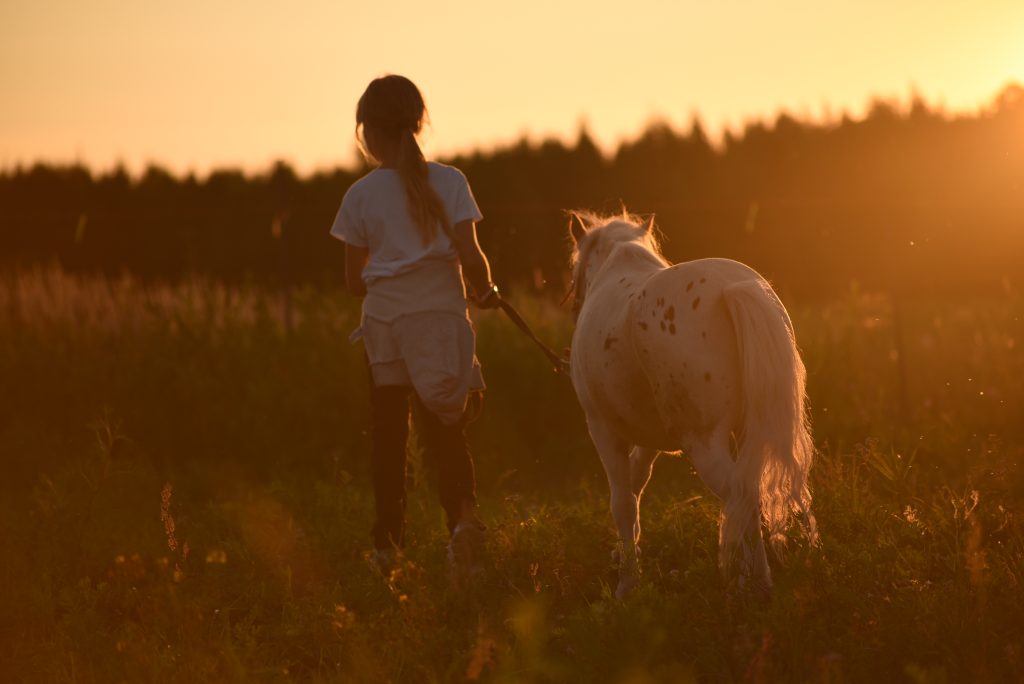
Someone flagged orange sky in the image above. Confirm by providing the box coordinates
[1,0,1022,175]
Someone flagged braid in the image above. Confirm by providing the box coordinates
[356,75,453,246]
[396,129,452,244]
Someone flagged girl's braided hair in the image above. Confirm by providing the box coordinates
[356,75,452,245]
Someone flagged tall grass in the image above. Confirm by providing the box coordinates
[0,267,1021,682]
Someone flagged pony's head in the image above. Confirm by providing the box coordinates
[567,210,665,317]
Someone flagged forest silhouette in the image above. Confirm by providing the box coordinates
[2,84,1021,300]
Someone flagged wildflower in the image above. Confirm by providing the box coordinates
[332,604,356,630]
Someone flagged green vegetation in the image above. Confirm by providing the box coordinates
[0,268,1020,682]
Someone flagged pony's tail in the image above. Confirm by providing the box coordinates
[721,279,818,557]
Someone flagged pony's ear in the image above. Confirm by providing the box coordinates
[568,213,588,244]
[640,215,655,234]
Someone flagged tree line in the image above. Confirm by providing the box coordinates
[2,84,1022,300]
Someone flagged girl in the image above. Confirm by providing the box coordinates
[330,75,498,575]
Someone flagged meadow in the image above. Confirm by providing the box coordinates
[0,267,1021,682]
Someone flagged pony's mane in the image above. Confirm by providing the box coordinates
[567,210,668,317]
[570,211,668,268]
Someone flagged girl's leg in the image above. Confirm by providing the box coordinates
[412,396,476,534]
[370,383,412,549]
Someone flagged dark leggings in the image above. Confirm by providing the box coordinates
[370,382,477,549]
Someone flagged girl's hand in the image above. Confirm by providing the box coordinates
[474,283,501,309]
[452,220,498,308]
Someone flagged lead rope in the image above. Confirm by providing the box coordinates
[495,296,571,375]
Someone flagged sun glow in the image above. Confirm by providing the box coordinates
[1,0,1022,173]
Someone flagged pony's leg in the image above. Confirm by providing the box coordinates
[629,447,658,544]
[588,419,640,598]
[689,429,772,598]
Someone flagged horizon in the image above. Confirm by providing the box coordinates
[2,81,1019,180]
[3,0,1023,176]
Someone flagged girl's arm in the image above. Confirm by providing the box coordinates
[451,220,498,307]
[345,243,369,297]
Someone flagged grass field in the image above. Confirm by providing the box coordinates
[1,267,1022,682]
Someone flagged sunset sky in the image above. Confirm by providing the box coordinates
[2,0,1022,175]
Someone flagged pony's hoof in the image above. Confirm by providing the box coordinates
[614,573,640,600]
[611,545,641,565]
[614,576,638,600]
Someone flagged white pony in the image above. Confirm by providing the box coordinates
[567,212,817,599]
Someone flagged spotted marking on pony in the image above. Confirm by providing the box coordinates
[692,297,701,310]
[665,306,675,321]
[686,281,694,292]
[604,336,619,350]
[638,322,648,331]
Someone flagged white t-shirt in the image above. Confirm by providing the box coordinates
[331,162,483,323]
[331,162,483,283]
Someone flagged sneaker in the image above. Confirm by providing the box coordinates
[369,547,399,575]
[447,521,486,582]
